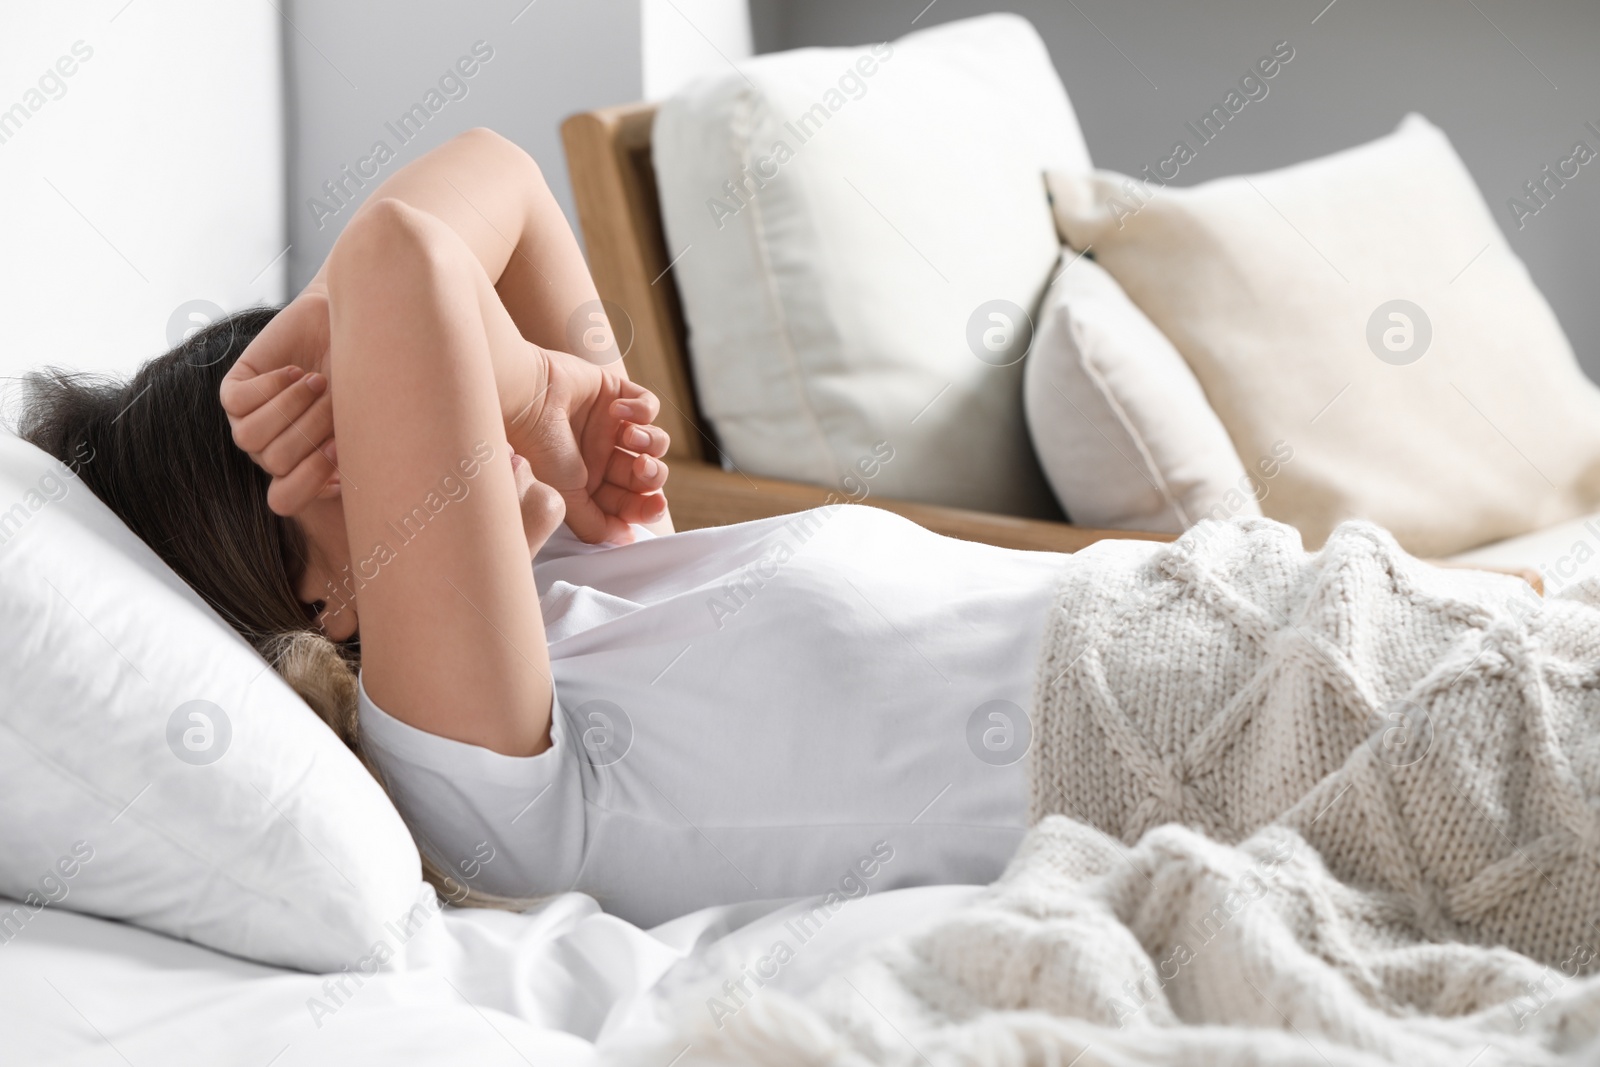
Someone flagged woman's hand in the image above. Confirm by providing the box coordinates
[509,346,670,545]
[221,282,670,541]
[512,451,568,556]
[219,282,339,517]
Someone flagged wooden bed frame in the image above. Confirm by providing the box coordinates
[559,101,1169,553]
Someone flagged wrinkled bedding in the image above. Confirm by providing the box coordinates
[663,519,1600,1066]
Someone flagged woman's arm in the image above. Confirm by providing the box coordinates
[310,128,593,358]
[325,197,556,756]
[342,129,673,538]
[223,129,674,538]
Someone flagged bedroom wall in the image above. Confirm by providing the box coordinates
[0,2,285,384]
[642,0,754,100]
[283,0,643,291]
[750,0,1600,382]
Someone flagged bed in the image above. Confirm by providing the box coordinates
[5,12,1576,1064]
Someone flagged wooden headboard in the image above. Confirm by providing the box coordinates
[561,102,706,462]
[558,102,1171,553]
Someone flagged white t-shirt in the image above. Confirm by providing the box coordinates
[359,504,1071,926]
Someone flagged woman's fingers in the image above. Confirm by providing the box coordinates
[602,447,668,493]
[233,375,329,467]
[216,284,340,518]
[221,296,323,415]
[254,393,335,479]
[220,364,305,422]
[265,440,338,517]
[591,481,667,527]
[609,388,661,431]
[230,369,329,454]
[558,485,629,545]
[616,420,669,459]
[625,490,668,525]
[220,346,288,421]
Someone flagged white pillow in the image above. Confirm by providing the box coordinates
[1047,114,1600,557]
[0,431,424,972]
[1024,253,1265,533]
[654,13,1090,517]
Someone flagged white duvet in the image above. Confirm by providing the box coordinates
[0,883,978,1066]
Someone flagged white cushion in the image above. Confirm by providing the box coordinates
[1048,114,1600,557]
[654,13,1090,517]
[0,432,424,972]
[1024,253,1265,533]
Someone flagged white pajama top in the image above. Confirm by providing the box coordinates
[358,504,1070,926]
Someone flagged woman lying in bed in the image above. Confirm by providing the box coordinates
[18,129,1066,925]
[21,126,1589,954]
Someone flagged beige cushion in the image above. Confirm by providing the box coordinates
[1024,253,1267,533]
[1047,114,1600,556]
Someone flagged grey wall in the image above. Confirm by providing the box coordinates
[752,0,1600,380]
[283,0,641,291]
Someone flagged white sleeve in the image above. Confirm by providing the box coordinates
[356,673,588,901]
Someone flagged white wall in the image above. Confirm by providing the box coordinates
[642,0,753,99]
[761,0,1600,382]
[0,2,286,384]
[283,0,643,291]
[0,0,735,384]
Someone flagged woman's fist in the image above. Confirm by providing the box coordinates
[218,283,338,516]
[507,345,669,545]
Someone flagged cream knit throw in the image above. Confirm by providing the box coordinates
[669,519,1600,1066]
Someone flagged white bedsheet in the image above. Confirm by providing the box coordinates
[0,884,977,1065]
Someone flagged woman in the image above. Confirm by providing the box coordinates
[18,129,1067,926]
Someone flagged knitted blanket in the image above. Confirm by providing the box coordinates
[670,519,1600,1066]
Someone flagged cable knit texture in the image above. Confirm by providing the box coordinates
[669,519,1600,1066]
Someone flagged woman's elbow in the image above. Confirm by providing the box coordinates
[456,127,546,189]
[326,197,457,296]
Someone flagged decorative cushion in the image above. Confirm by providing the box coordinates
[1048,114,1600,556]
[1024,252,1266,533]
